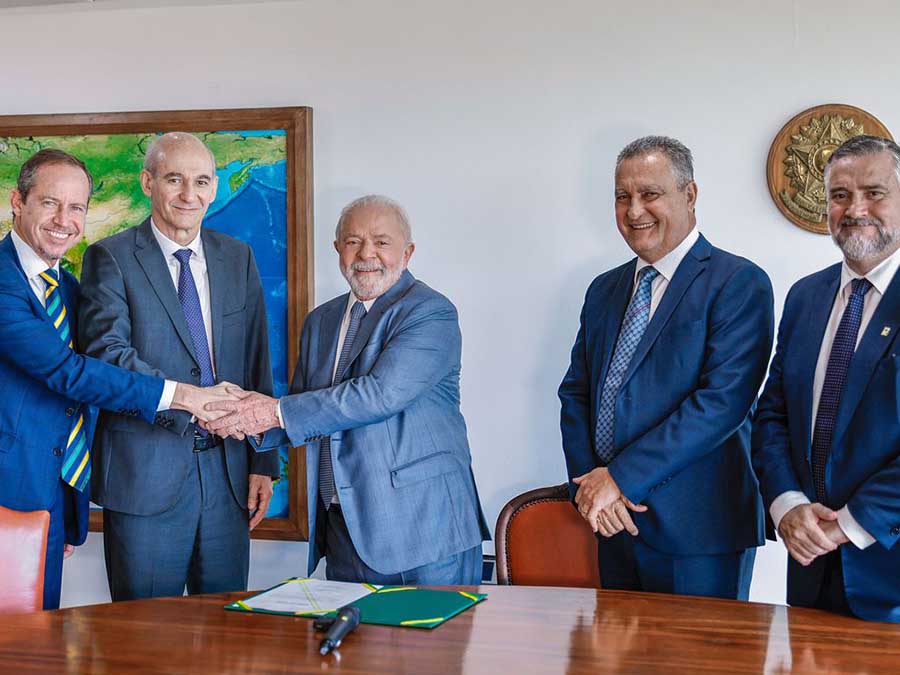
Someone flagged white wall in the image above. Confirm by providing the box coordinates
[4,0,895,607]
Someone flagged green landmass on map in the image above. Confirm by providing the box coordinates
[0,132,283,276]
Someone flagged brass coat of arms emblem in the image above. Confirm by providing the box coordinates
[766,104,892,234]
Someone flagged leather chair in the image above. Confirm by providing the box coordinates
[495,483,600,588]
[0,505,50,613]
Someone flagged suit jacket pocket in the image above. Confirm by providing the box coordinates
[390,451,460,488]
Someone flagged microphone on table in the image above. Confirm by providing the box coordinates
[319,605,361,655]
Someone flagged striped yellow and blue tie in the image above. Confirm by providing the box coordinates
[40,268,90,492]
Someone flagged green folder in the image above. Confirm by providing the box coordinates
[347,587,486,629]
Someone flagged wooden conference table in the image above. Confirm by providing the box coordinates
[0,586,897,674]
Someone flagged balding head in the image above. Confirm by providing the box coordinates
[144,132,216,177]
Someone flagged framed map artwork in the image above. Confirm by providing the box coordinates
[0,107,314,541]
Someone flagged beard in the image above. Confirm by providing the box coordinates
[831,216,900,262]
[341,260,405,300]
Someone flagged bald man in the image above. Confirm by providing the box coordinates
[78,133,279,600]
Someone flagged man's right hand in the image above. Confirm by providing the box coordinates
[171,382,242,422]
[778,503,839,566]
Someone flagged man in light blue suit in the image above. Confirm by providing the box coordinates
[754,135,900,622]
[206,195,490,584]
[0,149,223,609]
[560,136,774,598]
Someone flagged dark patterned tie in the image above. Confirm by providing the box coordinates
[811,277,871,503]
[173,249,215,436]
[595,266,659,464]
[319,301,367,507]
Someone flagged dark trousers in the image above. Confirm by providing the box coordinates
[104,446,249,600]
[42,480,66,610]
[597,531,756,600]
[323,504,482,585]
[812,551,851,615]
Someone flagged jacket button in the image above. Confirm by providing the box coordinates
[191,367,201,377]
[65,407,75,416]
[53,447,62,457]
[892,526,900,536]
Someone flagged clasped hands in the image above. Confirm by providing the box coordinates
[573,467,647,537]
[171,382,280,440]
[778,503,849,566]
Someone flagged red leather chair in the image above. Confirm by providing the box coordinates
[0,505,50,613]
[495,483,600,588]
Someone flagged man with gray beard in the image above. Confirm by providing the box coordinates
[753,134,900,622]
[205,195,490,584]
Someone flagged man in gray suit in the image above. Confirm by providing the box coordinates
[78,132,279,600]
[205,195,490,584]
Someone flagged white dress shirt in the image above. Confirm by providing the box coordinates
[10,229,172,410]
[769,247,900,550]
[633,226,700,319]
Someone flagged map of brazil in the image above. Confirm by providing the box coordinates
[0,130,293,519]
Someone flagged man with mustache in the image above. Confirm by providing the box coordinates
[559,136,774,598]
[206,195,490,584]
[754,134,900,622]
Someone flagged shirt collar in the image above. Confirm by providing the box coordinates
[345,291,376,315]
[839,244,900,297]
[634,226,700,283]
[10,228,59,280]
[150,218,204,261]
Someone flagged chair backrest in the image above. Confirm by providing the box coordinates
[495,483,600,588]
[0,505,50,613]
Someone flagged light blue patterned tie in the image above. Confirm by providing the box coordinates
[595,265,659,464]
[319,301,367,507]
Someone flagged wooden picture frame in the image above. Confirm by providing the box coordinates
[0,107,314,541]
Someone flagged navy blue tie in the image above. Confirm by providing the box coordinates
[319,301,367,507]
[811,277,871,503]
[174,249,215,436]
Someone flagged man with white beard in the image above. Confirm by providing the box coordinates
[206,195,490,584]
[754,135,900,622]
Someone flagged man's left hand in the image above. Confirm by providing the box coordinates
[247,474,273,530]
[203,387,281,439]
[574,468,645,534]
[820,519,850,547]
[63,543,75,559]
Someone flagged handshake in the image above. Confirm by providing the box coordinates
[171,382,282,440]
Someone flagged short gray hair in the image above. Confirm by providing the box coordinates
[616,135,694,190]
[824,134,900,187]
[335,194,413,243]
[143,132,216,176]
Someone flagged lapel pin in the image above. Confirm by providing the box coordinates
[882,327,891,337]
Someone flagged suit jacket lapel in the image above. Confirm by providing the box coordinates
[2,234,63,329]
[339,270,416,380]
[621,235,710,385]
[832,270,900,446]
[132,219,198,363]
[797,268,840,461]
[202,230,226,366]
[314,298,346,388]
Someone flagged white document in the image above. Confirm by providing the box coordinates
[237,579,378,615]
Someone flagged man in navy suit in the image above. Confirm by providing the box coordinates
[559,136,774,598]
[0,149,226,609]
[204,195,490,584]
[78,133,279,601]
[754,135,900,622]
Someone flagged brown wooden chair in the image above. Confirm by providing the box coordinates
[495,483,601,587]
[0,505,50,613]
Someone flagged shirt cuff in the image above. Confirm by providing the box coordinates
[276,400,285,428]
[157,380,178,412]
[837,506,876,550]
[770,491,811,531]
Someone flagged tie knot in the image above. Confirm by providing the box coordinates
[173,249,193,265]
[851,277,872,297]
[638,266,659,287]
[39,268,59,288]
[349,300,367,322]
